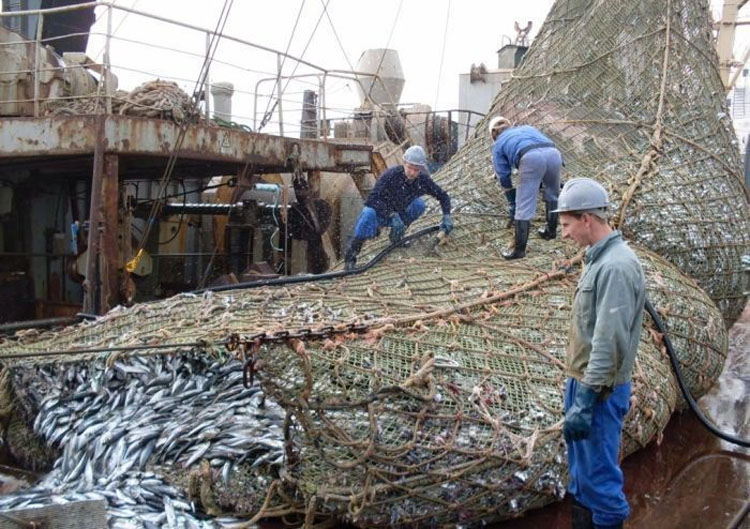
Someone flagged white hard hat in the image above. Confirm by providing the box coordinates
[403,145,428,167]
[552,178,610,216]
[488,116,511,136]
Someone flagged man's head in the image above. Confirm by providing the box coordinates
[553,178,612,247]
[403,145,427,180]
[488,116,512,141]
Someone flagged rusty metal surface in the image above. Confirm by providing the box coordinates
[0,115,372,173]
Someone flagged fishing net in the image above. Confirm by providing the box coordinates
[436,0,750,326]
[0,214,728,526]
[0,0,745,526]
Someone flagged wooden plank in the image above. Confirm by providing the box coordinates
[0,499,107,529]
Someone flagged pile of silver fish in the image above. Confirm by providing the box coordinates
[1,352,287,528]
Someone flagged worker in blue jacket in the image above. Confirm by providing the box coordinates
[489,116,563,259]
[344,145,453,270]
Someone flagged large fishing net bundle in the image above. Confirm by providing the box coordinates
[0,214,727,526]
[0,0,745,526]
[251,214,727,526]
[437,0,750,326]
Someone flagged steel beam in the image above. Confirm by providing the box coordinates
[101,154,119,312]
[0,116,372,173]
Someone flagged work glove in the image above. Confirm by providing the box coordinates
[503,187,517,228]
[563,382,599,442]
[440,213,454,235]
[389,213,406,243]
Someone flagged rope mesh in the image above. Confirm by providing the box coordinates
[0,215,727,526]
[0,0,745,526]
[435,0,750,327]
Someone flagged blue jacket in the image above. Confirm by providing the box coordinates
[365,165,451,220]
[492,125,556,188]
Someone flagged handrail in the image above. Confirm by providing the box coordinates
[0,2,327,75]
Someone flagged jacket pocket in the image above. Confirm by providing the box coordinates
[574,280,596,321]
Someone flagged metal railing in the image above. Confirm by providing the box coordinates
[0,1,482,152]
[0,3,409,140]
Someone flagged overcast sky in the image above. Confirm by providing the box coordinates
[79,0,746,133]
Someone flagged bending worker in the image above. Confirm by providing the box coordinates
[557,178,645,529]
[489,116,563,259]
[344,145,452,271]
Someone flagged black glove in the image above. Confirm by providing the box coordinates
[564,382,599,441]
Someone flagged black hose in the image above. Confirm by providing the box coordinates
[191,225,441,294]
[0,316,80,335]
[645,298,750,448]
[0,226,442,351]
[8,228,749,455]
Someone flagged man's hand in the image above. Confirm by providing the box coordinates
[564,382,599,441]
[389,213,406,243]
[440,214,454,235]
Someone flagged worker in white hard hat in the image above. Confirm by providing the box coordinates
[555,178,645,529]
[488,116,563,259]
[343,145,453,271]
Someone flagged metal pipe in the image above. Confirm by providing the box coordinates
[253,70,404,143]
[160,202,244,215]
[204,31,211,121]
[0,252,67,257]
[33,13,43,117]
[728,499,750,529]
[0,316,81,334]
[104,5,112,114]
[149,252,254,257]
[0,2,328,75]
[276,53,284,136]
[318,76,324,138]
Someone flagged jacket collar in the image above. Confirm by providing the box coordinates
[584,230,622,264]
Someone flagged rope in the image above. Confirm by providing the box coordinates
[433,0,451,110]
[614,0,671,229]
[128,0,234,272]
[257,0,307,131]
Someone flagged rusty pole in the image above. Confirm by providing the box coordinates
[83,116,106,314]
[100,154,120,312]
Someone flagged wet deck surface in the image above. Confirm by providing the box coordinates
[497,302,750,529]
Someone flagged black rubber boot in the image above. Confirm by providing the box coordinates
[344,237,364,271]
[503,220,530,260]
[538,200,559,240]
[504,188,516,229]
[571,497,594,529]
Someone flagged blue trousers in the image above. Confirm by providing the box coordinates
[515,146,562,220]
[352,198,425,239]
[564,378,631,526]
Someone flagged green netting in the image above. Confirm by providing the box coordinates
[252,214,726,526]
[0,0,745,526]
[435,0,750,326]
[0,215,727,526]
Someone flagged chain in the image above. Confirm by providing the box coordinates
[226,322,371,388]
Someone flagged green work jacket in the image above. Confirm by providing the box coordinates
[566,230,646,389]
